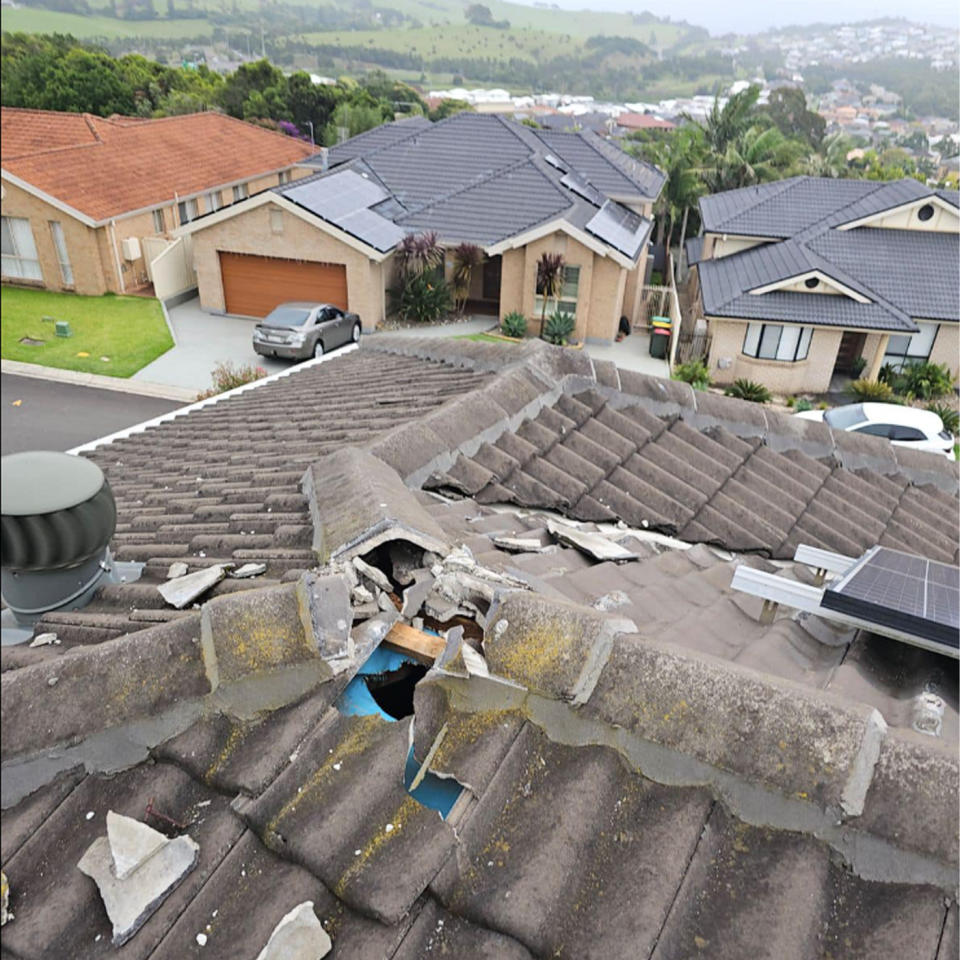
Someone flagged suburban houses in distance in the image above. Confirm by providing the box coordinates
[0,108,316,301]
[686,176,959,394]
[176,112,666,342]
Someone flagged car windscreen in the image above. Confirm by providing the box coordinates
[262,306,311,327]
[823,404,866,430]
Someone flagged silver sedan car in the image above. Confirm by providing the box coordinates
[252,302,361,361]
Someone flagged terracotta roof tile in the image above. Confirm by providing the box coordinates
[1,107,315,221]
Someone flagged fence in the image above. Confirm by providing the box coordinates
[144,236,197,302]
[674,330,712,365]
[637,281,683,368]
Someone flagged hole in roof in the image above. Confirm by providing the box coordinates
[334,645,427,721]
[804,277,820,289]
[403,740,463,819]
[917,203,934,222]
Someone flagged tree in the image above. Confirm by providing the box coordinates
[695,84,761,157]
[218,58,285,118]
[704,123,806,193]
[451,243,483,313]
[761,86,825,149]
[43,49,136,115]
[536,252,565,338]
[395,232,444,277]
[429,98,473,122]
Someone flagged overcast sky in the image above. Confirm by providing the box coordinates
[518,0,959,34]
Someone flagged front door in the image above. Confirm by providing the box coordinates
[834,331,866,374]
[482,256,501,301]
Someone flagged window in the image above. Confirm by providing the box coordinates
[917,203,934,222]
[882,321,939,371]
[535,265,580,318]
[853,423,892,438]
[278,170,291,185]
[206,191,221,213]
[177,198,198,225]
[742,323,812,362]
[152,209,165,233]
[804,276,820,289]
[270,207,284,234]
[233,183,248,202]
[49,221,73,286]
[1,216,42,281]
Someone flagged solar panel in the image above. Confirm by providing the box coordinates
[284,170,387,221]
[334,208,406,253]
[585,200,648,258]
[821,546,959,649]
[544,153,568,173]
[560,172,603,206]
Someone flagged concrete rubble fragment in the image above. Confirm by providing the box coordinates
[77,811,199,946]
[230,563,267,579]
[158,564,230,609]
[492,536,547,553]
[352,556,393,593]
[166,562,189,580]
[28,632,58,647]
[254,901,332,960]
[546,519,642,562]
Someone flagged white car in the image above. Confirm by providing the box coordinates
[796,402,956,459]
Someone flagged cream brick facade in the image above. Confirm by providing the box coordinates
[928,323,960,380]
[190,199,385,329]
[1,167,311,298]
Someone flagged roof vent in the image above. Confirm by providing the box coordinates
[1,452,117,626]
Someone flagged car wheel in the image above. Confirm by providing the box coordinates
[313,341,324,359]
[351,322,361,343]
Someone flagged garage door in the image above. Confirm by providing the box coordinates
[219,252,348,318]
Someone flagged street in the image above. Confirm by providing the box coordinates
[1,374,183,456]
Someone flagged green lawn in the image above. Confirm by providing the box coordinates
[454,332,509,343]
[0,7,213,39]
[1,287,173,378]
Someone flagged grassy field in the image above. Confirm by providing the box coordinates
[1,287,173,378]
[0,7,213,39]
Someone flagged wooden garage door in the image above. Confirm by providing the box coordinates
[219,252,348,318]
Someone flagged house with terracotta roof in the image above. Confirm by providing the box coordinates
[687,176,959,394]
[614,112,676,133]
[0,108,316,299]
[176,113,666,342]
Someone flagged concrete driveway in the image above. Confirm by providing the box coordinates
[132,298,291,392]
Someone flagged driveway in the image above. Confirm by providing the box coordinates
[2,374,181,455]
[132,298,290,392]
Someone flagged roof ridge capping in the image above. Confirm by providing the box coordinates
[475,590,958,891]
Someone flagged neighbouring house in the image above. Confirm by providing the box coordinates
[1,336,956,958]
[614,112,676,134]
[176,112,666,342]
[686,176,959,394]
[0,108,317,300]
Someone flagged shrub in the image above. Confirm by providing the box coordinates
[900,361,954,401]
[724,378,771,403]
[542,310,575,346]
[794,397,813,413]
[850,355,867,378]
[672,359,710,391]
[848,378,895,402]
[390,272,452,324]
[927,402,959,435]
[196,361,266,400]
[500,311,527,338]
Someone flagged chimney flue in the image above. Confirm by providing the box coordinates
[1,452,117,626]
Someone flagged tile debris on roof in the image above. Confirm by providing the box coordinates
[1,337,956,959]
[1,107,317,222]
[696,175,959,329]
[274,112,662,259]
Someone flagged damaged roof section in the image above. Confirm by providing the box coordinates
[1,335,957,959]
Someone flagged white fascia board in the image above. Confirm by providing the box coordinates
[486,218,636,269]
[175,191,388,261]
[1,170,98,227]
[748,269,872,304]
[837,194,959,230]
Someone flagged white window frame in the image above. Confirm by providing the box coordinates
[535,264,580,318]
[278,170,291,185]
[152,208,165,233]
[882,322,939,371]
[177,198,198,226]
[233,183,248,202]
[742,323,812,362]
[206,191,221,213]
[49,220,73,286]
[1,216,43,281]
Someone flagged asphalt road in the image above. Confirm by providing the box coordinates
[1,374,183,456]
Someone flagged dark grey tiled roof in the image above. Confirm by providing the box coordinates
[1,338,957,958]
[696,176,959,328]
[278,112,661,258]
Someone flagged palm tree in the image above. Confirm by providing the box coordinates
[649,126,707,254]
[536,252,565,337]
[395,231,444,277]
[694,85,761,157]
[704,124,804,193]
[796,131,855,178]
[451,242,483,314]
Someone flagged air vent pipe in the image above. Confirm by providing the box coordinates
[1,451,117,626]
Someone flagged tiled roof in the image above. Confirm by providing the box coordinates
[273,112,662,258]
[1,339,956,959]
[1,108,316,221]
[696,176,960,328]
[616,112,675,130]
